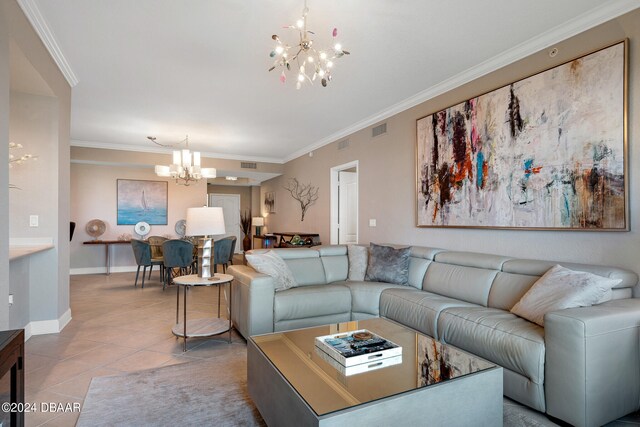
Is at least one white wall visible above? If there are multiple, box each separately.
[70,163,207,273]
[262,10,640,278]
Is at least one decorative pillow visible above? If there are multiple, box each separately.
[365,243,411,285]
[245,251,297,292]
[347,245,368,281]
[510,264,621,326]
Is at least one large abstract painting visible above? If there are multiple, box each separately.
[416,41,626,230]
[117,179,168,225]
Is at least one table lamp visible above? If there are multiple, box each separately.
[186,207,225,280]
[252,217,264,236]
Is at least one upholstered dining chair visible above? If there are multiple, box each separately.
[228,236,237,266]
[130,239,163,288]
[213,237,234,274]
[147,235,167,280]
[162,239,194,290]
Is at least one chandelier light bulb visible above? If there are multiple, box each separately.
[268,2,349,89]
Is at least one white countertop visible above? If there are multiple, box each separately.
[9,239,55,261]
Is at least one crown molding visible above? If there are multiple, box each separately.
[282,0,640,163]
[17,0,79,87]
[71,139,285,164]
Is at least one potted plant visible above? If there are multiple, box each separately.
[240,210,252,252]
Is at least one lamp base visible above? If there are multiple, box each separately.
[197,237,214,279]
[255,226,262,236]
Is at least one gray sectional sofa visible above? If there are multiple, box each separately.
[228,245,640,427]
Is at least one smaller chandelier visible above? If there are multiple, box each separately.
[8,142,37,168]
[152,136,216,186]
[269,0,349,89]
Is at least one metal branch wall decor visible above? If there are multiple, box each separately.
[416,41,627,230]
[284,178,319,221]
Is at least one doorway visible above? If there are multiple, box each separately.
[330,161,359,245]
[208,193,242,253]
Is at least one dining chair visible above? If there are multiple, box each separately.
[212,237,233,316]
[213,237,234,274]
[162,239,194,290]
[228,236,237,266]
[130,239,163,288]
[147,235,168,280]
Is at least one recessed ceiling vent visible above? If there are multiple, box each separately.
[372,123,387,137]
[241,162,257,169]
[338,139,350,150]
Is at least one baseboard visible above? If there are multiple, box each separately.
[70,265,138,275]
[25,308,73,341]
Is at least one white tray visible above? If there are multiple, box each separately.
[315,347,402,376]
[314,329,402,367]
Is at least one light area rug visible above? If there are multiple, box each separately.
[77,354,265,427]
[78,348,559,427]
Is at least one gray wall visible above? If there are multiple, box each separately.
[262,10,640,277]
[0,5,10,330]
[1,0,71,329]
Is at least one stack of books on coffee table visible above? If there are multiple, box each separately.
[314,329,402,376]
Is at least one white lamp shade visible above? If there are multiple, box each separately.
[186,207,226,236]
[252,217,265,226]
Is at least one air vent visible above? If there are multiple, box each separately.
[338,139,350,150]
[241,162,257,169]
[372,123,387,137]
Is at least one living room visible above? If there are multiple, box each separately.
[2,0,640,426]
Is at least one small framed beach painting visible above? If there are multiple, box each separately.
[117,179,168,225]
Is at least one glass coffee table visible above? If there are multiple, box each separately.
[248,317,502,426]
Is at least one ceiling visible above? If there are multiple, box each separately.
[26,0,639,163]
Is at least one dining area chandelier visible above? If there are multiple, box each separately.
[268,0,349,89]
[151,135,216,186]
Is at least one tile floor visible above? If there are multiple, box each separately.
[25,269,243,426]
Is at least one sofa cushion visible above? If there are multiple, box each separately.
[347,245,368,281]
[438,306,545,386]
[380,289,478,339]
[274,284,351,322]
[341,281,407,317]
[422,262,498,306]
[511,265,622,326]
[257,248,328,286]
[245,251,297,292]
[365,243,411,285]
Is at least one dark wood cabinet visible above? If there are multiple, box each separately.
[0,329,24,426]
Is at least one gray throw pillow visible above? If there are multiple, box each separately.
[347,245,368,281]
[365,243,411,285]
[245,251,297,292]
[511,264,621,326]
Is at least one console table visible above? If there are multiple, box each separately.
[83,240,131,275]
[252,235,277,250]
[0,329,24,427]
[272,232,321,248]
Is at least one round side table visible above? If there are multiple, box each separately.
[172,273,234,352]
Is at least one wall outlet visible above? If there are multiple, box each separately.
[29,215,39,227]
[8,294,13,305]
[369,219,377,227]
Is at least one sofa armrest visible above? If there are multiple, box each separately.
[229,265,276,339]
[544,298,640,427]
